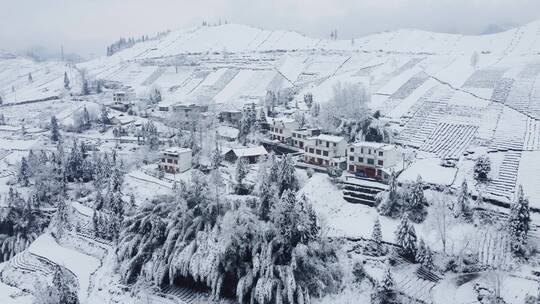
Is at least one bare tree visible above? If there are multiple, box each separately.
[425,192,453,254]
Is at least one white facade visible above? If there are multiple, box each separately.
[269,118,299,143]
[303,134,347,167]
[291,128,320,149]
[158,147,192,173]
[347,142,400,181]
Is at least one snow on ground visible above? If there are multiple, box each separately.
[27,233,100,303]
[0,263,32,304]
[301,173,399,241]
[398,157,457,186]
[517,151,540,208]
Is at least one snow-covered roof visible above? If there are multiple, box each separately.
[229,146,268,157]
[351,141,395,150]
[317,134,345,143]
[217,125,239,139]
[163,147,192,155]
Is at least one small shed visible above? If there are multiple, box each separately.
[224,146,268,164]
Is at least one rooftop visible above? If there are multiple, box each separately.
[317,134,345,143]
[229,146,268,157]
[163,147,192,155]
[350,141,396,150]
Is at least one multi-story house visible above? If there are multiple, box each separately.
[171,104,209,129]
[291,128,321,149]
[158,147,192,173]
[304,134,347,168]
[347,142,400,182]
[268,118,299,143]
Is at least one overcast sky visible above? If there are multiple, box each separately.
[2,0,540,58]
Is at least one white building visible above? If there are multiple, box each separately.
[347,142,400,182]
[268,118,299,143]
[303,134,347,168]
[158,147,192,173]
[291,128,321,150]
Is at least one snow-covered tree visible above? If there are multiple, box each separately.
[304,92,313,108]
[100,105,110,125]
[318,82,370,132]
[148,86,162,104]
[371,217,385,256]
[50,115,60,142]
[474,155,491,181]
[454,180,472,220]
[52,265,78,304]
[372,266,398,304]
[406,176,429,223]
[378,171,402,218]
[395,213,417,261]
[508,186,530,257]
[279,154,299,195]
[18,157,30,186]
[234,157,248,193]
[63,72,70,89]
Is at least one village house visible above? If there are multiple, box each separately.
[113,91,128,103]
[224,146,268,164]
[291,128,321,149]
[219,109,242,127]
[171,104,209,129]
[268,117,299,143]
[347,142,400,182]
[303,134,347,168]
[158,147,192,173]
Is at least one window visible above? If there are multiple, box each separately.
[350,147,354,152]
[368,149,371,154]
[349,165,355,171]
[326,142,329,148]
[378,160,384,166]
[174,160,178,164]
[167,159,172,163]
[316,149,321,155]
[309,148,314,153]
[324,160,329,165]
[323,151,329,156]
[349,156,354,161]
[161,158,166,162]
[358,157,364,163]
[367,158,374,165]
[361,148,364,154]
[279,129,283,134]
[333,143,336,147]
[379,151,383,157]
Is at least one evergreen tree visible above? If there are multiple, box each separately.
[63,72,70,89]
[422,245,435,270]
[234,157,248,192]
[371,217,384,256]
[55,199,69,239]
[508,186,530,257]
[454,180,472,220]
[372,267,398,304]
[407,175,429,223]
[100,105,110,126]
[210,136,222,170]
[416,239,426,264]
[395,213,417,261]
[378,170,402,218]
[81,79,89,95]
[50,115,60,142]
[52,265,78,304]
[18,157,30,186]
[279,154,299,195]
